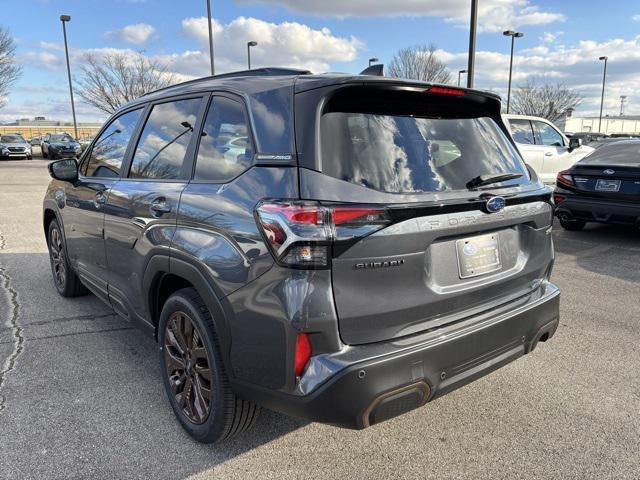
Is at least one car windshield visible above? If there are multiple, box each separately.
[50,134,74,143]
[1,135,26,143]
[321,113,527,193]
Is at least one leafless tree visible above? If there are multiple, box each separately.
[76,51,176,115]
[387,44,452,84]
[0,27,22,108]
[510,80,583,123]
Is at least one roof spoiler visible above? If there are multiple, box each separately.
[359,64,384,76]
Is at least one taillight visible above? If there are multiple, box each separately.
[556,170,574,187]
[256,201,391,269]
[553,194,566,204]
[294,333,312,377]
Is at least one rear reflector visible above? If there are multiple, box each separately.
[294,333,312,377]
[553,194,566,204]
[427,86,465,96]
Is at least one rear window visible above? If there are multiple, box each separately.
[320,96,527,193]
[582,142,640,165]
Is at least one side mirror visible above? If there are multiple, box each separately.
[568,137,582,152]
[48,158,78,183]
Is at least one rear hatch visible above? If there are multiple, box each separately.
[567,141,640,202]
[294,81,554,345]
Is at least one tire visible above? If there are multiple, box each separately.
[559,218,586,231]
[158,288,259,443]
[47,219,88,297]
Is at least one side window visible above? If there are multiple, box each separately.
[509,119,535,145]
[84,108,143,178]
[129,98,202,180]
[194,96,254,182]
[533,120,565,147]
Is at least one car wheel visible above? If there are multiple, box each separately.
[47,219,88,297]
[158,288,260,443]
[559,218,586,231]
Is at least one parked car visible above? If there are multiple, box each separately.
[43,68,560,443]
[41,133,81,159]
[0,133,32,160]
[554,139,640,230]
[29,136,42,146]
[503,114,594,184]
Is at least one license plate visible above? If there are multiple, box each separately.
[595,179,621,192]
[456,233,502,279]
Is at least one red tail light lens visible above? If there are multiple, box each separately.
[553,194,566,204]
[427,86,465,96]
[294,333,312,377]
[256,201,391,269]
[556,170,574,187]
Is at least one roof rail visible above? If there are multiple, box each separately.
[141,67,312,98]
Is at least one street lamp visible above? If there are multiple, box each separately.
[598,56,608,133]
[247,41,257,69]
[457,69,467,87]
[503,30,524,113]
[368,57,379,67]
[206,0,215,75]
[60,15,78,140]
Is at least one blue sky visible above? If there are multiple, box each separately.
[4,0,640,123]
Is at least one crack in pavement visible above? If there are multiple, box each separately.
[0,325,134,345]
[0,312,117,334]
[0,265,23,413]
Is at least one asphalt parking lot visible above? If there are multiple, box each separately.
[1,158,639,480]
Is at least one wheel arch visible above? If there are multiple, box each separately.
[144,255,234,373]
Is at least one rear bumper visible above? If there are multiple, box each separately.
[555,196,640,226]
[232,282,560,429]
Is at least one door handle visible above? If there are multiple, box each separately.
[93,191,107,209]
[150,198,172,216]
[544,152,553,156]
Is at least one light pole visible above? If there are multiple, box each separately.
[457,69,467,86]
[467,0,478,88]
[598,56,608,133]
[503,30,524,113]
[247,41,257,69]
[206,0,215,75]
[60,15,78,140]
[368,57,379,67]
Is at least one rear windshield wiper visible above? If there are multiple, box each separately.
[466,173,523,190]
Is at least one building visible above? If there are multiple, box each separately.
[563,115,640,135]
[0,117,104,139]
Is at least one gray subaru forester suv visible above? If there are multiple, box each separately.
[43,68,560,443]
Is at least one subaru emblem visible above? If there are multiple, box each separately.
[603,169,615,175]
[485,196,506,213]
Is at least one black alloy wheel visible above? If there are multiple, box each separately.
[47,219,88,297]
[164,311,214,425]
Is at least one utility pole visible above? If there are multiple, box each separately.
[598,56,608,133]
[467,0,478,88]
[206,0,215,75]
[503,30,524,113]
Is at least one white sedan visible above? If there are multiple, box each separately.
[503,114,594,184]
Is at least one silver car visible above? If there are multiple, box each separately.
[0,134,32,160]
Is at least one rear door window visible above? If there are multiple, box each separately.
[194,96,254,182]
[129,97,202,180]
[509,119,535,145]
[84,108,142,178]
[321,112,527,194]
[532,120,565,147]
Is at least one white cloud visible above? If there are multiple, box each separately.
[180,16,362,74]
[106,23,156,45]
[438,35,640,116]
[239,0,565,32]
[632,14,640,21]
[21,51,61,71]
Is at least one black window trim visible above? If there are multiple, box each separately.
[78,104,147,179]
[118,93,208,183]
[188,91,258,185]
